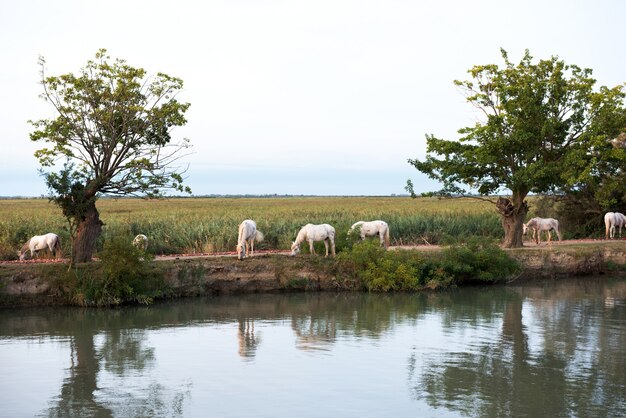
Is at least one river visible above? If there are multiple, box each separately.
[1,277,625,417]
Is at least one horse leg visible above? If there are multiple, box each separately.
[323,239,329,257]
[331,238,336,257]
[309,240,316,255]
[547,230,552,247]
[249,238,254,256]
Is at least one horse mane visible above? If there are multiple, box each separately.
[237,222,246,245]
[295,226,309,244]
[350,221,365,230]
[19,239,30,254]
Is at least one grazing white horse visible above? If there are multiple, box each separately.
[348,220,390,249]
[291,223,336,257]
[237,219,264,260]
[523,217,562,245]
[132,234,148,251]
[18,233,62,260]
[604,212,626,239]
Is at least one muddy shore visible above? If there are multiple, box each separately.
[1,240,625,308]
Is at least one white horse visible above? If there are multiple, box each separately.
[18,233,62,260]
[348,220,390,249]
[523,217,562,245]
[291,223,336,257]
[132,234,148,251]
[604,212,626,239]
[237,219,264,260]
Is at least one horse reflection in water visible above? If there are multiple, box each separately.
[291,315,337,351]
[237,319,261,359]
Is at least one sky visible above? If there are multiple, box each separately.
[1,0,625,197]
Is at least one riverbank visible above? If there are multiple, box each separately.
[1,241,625,308]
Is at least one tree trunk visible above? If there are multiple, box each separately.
[497,193,528,248]
[72,200,103,263]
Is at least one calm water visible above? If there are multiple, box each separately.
[1,278,625,418]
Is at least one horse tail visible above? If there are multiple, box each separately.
[255,230,264,242]
[384,225,390,248]
[54,236,62,258]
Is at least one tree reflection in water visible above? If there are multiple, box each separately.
[410,280,626,417]
[41,309,191,418]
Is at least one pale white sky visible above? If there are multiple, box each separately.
[1,0,624,196]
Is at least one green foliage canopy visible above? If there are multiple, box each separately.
[30,49,192,201]
[408,49,625,200]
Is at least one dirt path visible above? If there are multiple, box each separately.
[2,238,623,265]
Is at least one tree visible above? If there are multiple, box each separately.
[553,130,626,237]
[407,49,625,247]
[30,49,191,262]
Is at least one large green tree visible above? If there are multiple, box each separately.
[30,49,191,262]
[408,49,625,247]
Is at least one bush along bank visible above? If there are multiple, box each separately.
[0,237,171,308]
[1,238,524,307]
[335,238,521,292]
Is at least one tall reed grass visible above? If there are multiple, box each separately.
[0,197,502,259]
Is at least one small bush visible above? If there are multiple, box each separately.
[338,240,436,291]
[439,237,521,283]
[0,243,18,261]
[71,236,165,306]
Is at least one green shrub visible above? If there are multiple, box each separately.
[337,238,520,291]
[71,236,165,306]
[338,240,436,291]
[439,237,521,283]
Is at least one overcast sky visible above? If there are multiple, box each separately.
[1,0,625,196]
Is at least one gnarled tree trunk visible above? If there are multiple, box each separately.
[497,193,528,248]
[72,200,103,263]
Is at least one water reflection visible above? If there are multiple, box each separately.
[411,279,626,417]
[0,278,624,417]
[237,319,259,359]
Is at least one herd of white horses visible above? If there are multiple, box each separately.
[239,219,390,260]
[15,212,626,261]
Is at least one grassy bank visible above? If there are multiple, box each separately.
[0,196,502,259]
[1,238,521,307]
[2,239,626,308]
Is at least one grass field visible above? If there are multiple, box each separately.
[0,196,503,258]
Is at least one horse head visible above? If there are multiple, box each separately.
[522,223,528,235]
[237,244,245,260]
[290,241,300,256]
